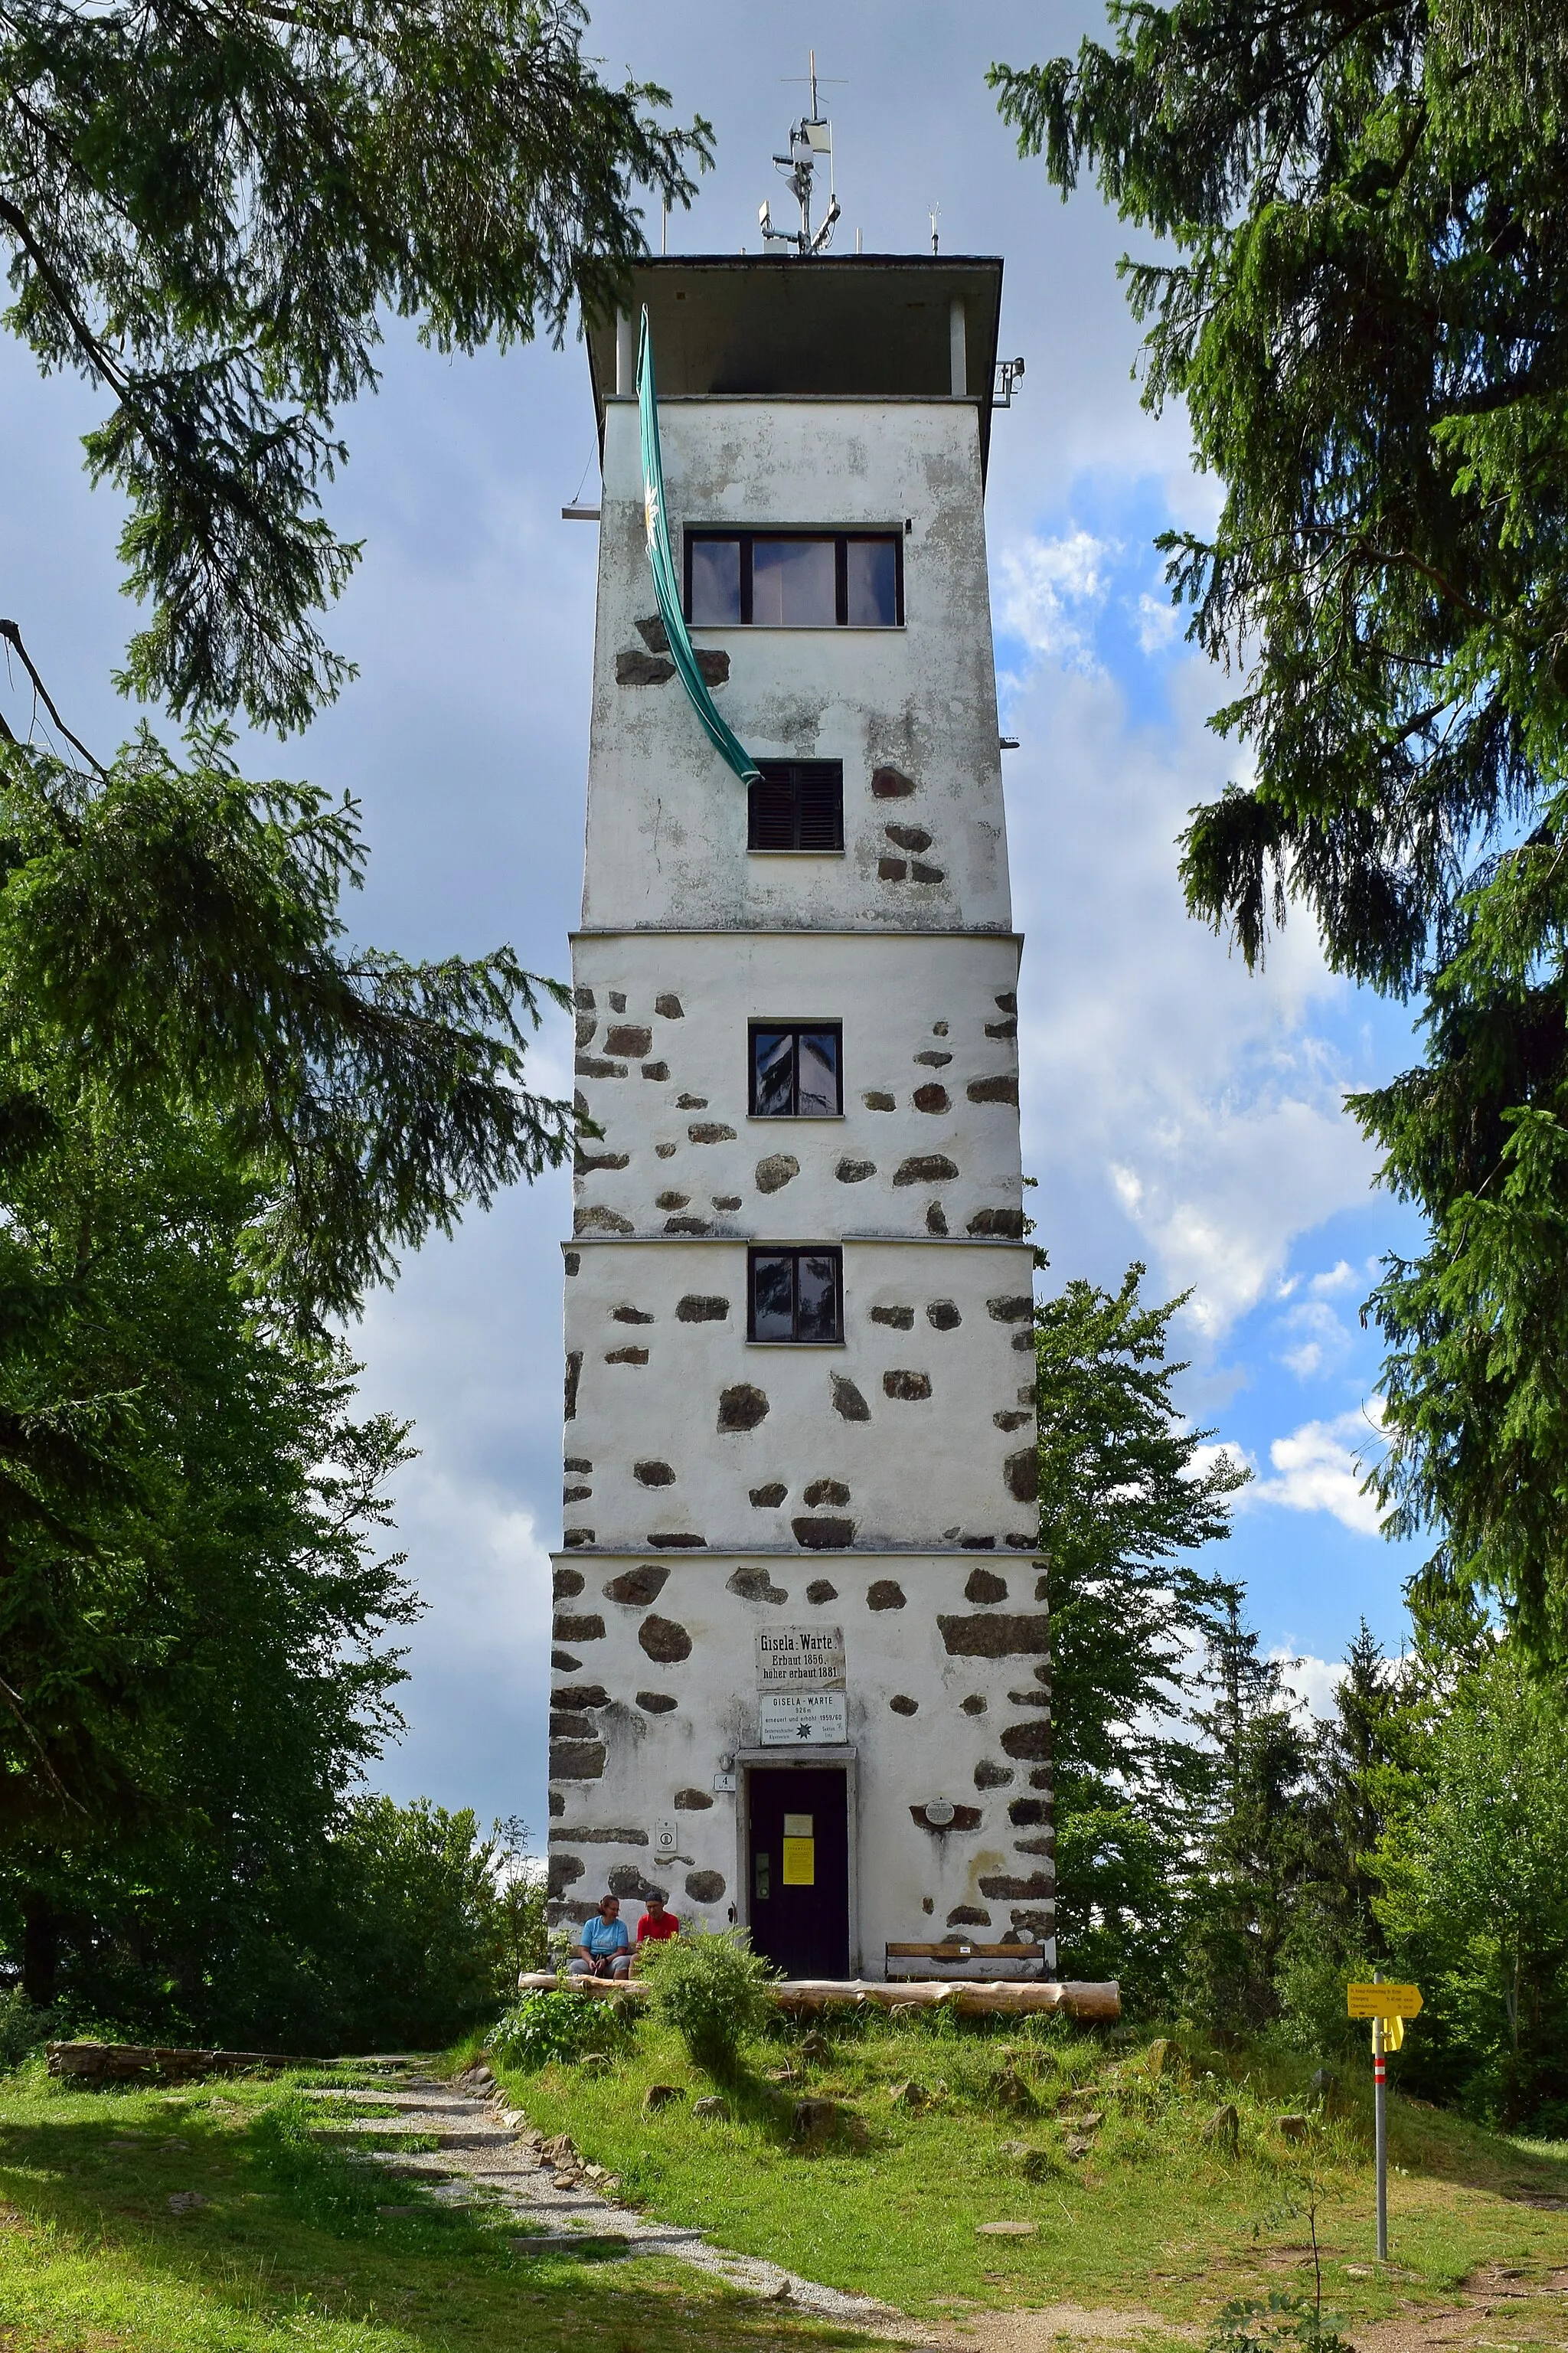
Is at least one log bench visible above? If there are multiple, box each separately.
[886,1940,1045,1982]
[514,1971,1119,2020]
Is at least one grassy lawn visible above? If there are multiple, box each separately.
[488,2011,1568,2331]
[0,2061,880,2353]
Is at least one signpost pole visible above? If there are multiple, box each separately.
[1374,1976,1388,2262]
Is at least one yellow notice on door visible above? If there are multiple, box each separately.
[782,1838,815,1885]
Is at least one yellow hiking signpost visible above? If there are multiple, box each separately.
[1349,1979,1421,2262]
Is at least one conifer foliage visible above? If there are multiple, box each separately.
[993,3,1568,1664]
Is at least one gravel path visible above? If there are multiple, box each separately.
[303,2064,930,2337]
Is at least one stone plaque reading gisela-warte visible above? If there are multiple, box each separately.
[755,1625,845,1691]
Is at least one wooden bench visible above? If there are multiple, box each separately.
[886,1940,1046,1982]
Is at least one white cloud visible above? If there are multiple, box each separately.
[1276,1297,1353,1380]
[1309,1260,1358,1296]
[1271,1649,1346,1721]
[997,529,1117,674]
[1133,590,1182,655]
[1250,1405,1387,1536]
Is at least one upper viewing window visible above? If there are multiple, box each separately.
[749,1247,844,1344]
[750,1023,842,1119]
[749,760,843,854]
[687,531,903,629]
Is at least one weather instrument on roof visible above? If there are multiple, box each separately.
[760,49,841,257]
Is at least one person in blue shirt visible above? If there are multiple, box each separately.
[570,1894,632,1979]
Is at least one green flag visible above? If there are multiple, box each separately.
[637,309,760,786]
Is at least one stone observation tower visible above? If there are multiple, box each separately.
[547,178,1053,1978]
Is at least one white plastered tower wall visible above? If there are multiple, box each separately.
[548,257,1055,1976]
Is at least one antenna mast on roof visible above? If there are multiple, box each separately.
[759,49,842,257]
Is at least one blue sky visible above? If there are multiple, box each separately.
[0,2,1432,1834]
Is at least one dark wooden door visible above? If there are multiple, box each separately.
[746,1766,850,1979]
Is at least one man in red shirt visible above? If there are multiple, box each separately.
[634,1891,679,1964]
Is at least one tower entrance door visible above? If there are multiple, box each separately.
[746,1766,850,1979]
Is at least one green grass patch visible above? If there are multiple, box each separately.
[0,2060,880,2351]
[488,2013,1568,2324]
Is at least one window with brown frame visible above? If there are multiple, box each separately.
[686,531,903,628]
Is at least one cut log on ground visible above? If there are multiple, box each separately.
[514,1974,1120,2021]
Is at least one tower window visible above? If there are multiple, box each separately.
[749,760,843,852]
[749,1247,844,1344]
[750,1024,842,1118]
[687,531,903,628]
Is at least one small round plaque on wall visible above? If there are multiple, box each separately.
[924,1797,956,1828]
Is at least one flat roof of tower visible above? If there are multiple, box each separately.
[586,254,1006,478]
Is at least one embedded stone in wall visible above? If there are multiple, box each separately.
[676,1295,730,1322]
[564,1252,580,1276]
[648,1532,707,1549]
[939,1613,1049,1657]
[1029,1766,1051,1789]
[878,855,908,881]
[978,1872,1054,1900]
[755,1153,799,1193]
[552,1650,580,1672]
[686,1870,727,1904]
[718,1384,769,1431]
[994,1409,1031,1432]
[554,1613,606,1645]
[883,1370,933,1400]
[1008,1799,1048,1826]
[867,1580,906,1610]
[564,1351,583,1420]
[886,824,933,852]
[655,1191,690,1211]
[548,1825,648,1845]
[550,1709,595,1740]
[965,1567,1009,1605]
[988,1296,1033,1323]
[948,1904,991,1926]
[967,1208,1025,1238]
[612,1306,655,1324]
[926,1203,949,1235]
[674,1788,714,1810]
[548,1854,585,1897]
[913,1084,950,1113]
[606,1345,649,1365]
[576,1056,629,1079]
[962,1537,996,1551]
[1035,1576,1050,1601]
[677,1092,707,1109]
[603,1565,669,1607]
[986,1017,1018,1040]
[803,1478,850,1507]
[563,1528,594,1547]
[914,1049,952,1067]
[805,1580,839,1608]
[576,1207,634,1235]
[889,1694,918,1715]
[642,1061,670,1080]
[871,1304,913,1329]
[1014,1835,1055,1856]
[655,994,684,1019]
[688,1122,737,1143]
[995,992,1018,1015]
[605,1025,652,1057]
[933,1021,949,1036]
[616,648,676,685]
[926,1300,961,1330]
[871,764,916,798]
[553,1567,586,1600]
[830,1374,871,1422]
[727,1564,788,1603]
[712,1195,741,1211]
[863,1090,895,1111]
[549,1790,564,1815]
[608,1864,670,1903]
[894,1155,958,1185]
[792,1516,855,1550]
[974,1760,1014,1788]
[911,861,945,884]
[666,1216,714,1235]
[575,987,596,1010]
[550,1740,607,1778]
[576,1150,629,1174]
[1006,1534,1036,1549]
[961,1694,987,1715]
[564,1456,592,1475]
[635,1461,676,1485]
[636,1691,678,1714]
[1000,1721,1053,1761]
[968,1074,1020,1106]
[1012,1332,1035,1351]
[1004,1449,1039,1504]
[750,1482,787,1507]
[639,1615,693,1662]
[836,1159,875,1181]
[552,1685,610,1710]
[910,1802,982,1832]
[1008,1688,1051,1709]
